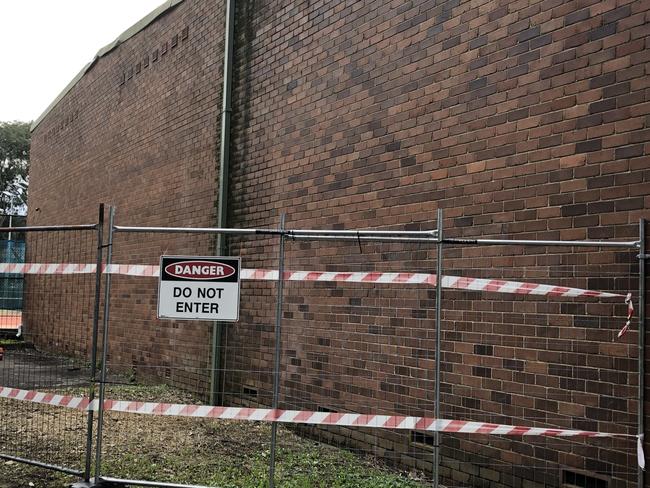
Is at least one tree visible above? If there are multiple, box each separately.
[0,121,30,215]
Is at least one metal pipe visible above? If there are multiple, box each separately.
[211,0,236,406]
[113,225,280,235]
[433,208,443,488]
[84,203,104,480]
[112,226,438,239]
[444,237,639,249]
[99,476,212,488]
[217,0,235,234]
[638,218,646,488]
[94,206,115,479]
[0,224,97,233]
[0,453,83,476]
[269,213,286,488]
[209,321,223,405]
[289,235,438,243]
[111,227,637,248]
[288,229,437,238]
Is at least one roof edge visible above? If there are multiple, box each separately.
[31,0,186,132]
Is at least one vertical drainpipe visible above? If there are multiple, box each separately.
[210,0,236,405]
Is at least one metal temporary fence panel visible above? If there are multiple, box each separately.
[94,226,280,487]
[0,224,100,481]
[92,218,448,487]
[277,228,642,488]
[433,238,639,488]
[278,237,440,484]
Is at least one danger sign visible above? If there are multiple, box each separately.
[157,256,240,321]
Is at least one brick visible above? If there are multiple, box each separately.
[472,366,492,378]
[602,82,630,98]
[575,139,602,153]
[469,77,487,90]
[503,359,525,371]
[589,72,616,88]
[589,22,618,41]
[530,34,551,49]
[491,391,511,404]
[615,144,644,158]
[585,407,613,422]
[442,35,461,49]
[488,5,508,22]
[575,114,602,129]
[603,5,631,23]
[561,204,587,216]
[617,91,645,108]
[630,129,650,144]
[469,35,487,50]
[614,197,644,210]
[599,395,627,411]
[507,108,529,121]
[462,396,481,409]
[518,26,540,43]
[588,99,616,114]
[564,9,590,25]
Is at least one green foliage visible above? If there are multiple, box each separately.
[0,121,31,214]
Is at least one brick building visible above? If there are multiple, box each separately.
[27,0,650,486]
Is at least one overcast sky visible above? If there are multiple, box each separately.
[0,0,165,123]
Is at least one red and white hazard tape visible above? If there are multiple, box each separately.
[0,263,96,275]
[0,263,625,300]
[618,293,635,338]
[0,263,633,337]
[238,269,624,300]
[0,387,92,410]
[0,385,643,468]
[0,385,617,435]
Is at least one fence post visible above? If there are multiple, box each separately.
[94,206,115,481]
[433,208,443,488]
[83,204,104,481]
[269,213,286,488]
[639,218,646,488]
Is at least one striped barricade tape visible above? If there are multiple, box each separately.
[0,263,632,336]
[0,263,96,274]
[0,262,625,299]
[618,293,635,339]
[0,385,643,468]
[237,269,624,299]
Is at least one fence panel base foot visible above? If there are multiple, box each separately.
[71,480,127,488]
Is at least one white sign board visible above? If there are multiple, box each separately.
[158,256,240,321]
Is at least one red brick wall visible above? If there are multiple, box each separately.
[28,0,226,393]
[28,0,650,486]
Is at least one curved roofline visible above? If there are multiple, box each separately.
[31,0,186,132]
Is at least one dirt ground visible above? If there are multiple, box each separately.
[0,347,89,390]
[0,349,429,488]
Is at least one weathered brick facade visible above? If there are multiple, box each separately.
[28,0,650,486]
